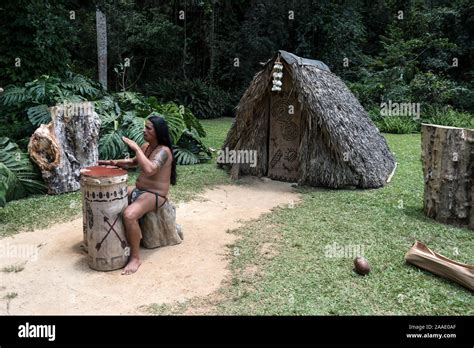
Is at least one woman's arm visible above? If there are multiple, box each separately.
[121,137,169,176]
[98,157,138,168]
[135,147,169,176]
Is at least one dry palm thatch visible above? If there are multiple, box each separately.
[221,50,396,188]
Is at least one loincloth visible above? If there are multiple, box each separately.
[130,187,168,211]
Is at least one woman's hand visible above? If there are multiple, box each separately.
[122,136,140,152]
[98,159,118,166]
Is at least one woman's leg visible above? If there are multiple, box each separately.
[121,192,156,275]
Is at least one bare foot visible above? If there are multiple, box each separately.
[121,257,141,275]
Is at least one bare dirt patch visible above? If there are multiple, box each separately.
[0,177,300,314]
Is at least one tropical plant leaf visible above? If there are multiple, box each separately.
[0,162,24,203]
[61,72,100,99]
[25,75,62,103]
[0,137,46,204]
[94,94,209,165]
[54,92,85,105]
[98,110,120,129]
[0,138,31,172]
[0,85,30,106]
[99,130,127,160]
[116,91,147,111]
[151,102,186,143]
[14,174,46,195]
[95,96,121,131]
[122,110,138,123]
[27,104,51,126]
[172,146,200,165]
[174,130,211,164]
[183,107,206,137]
[143,96,161,110]
[123,112,145,145]
[94,95,117,114]
[0,165,7,207]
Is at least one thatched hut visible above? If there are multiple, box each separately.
[220,50,396,188]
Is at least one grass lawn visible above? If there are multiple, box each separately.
[146,122,473,315]
[1,117,472,315]
[204,131,473,315]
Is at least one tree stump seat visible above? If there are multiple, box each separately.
[139,200,183,249]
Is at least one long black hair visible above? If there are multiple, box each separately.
[147,114,177,185]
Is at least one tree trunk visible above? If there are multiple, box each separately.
[182,2,187,80]
[28,102,101,194]
[208,2,216,82]
[96,7,108,90]
[421,124,474,230]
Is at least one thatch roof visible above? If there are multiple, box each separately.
[221,50,396,188]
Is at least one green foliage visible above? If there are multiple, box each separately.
[422,106,474,129]
[1,86,29,105]
[349,69,473,117]
[0,165,7,207]
[0,137,46,207]
[1,73,101,108]
[183,108,206,138]
[94,93,142,160]
[2,0,472,142]
[144,96,205,138]
[0,1,79,85]
[295,1,369,79]
[144,79,234,119]
[374,116,420,134]
[115,91,148,111]
[122,111,146,145]
[173,147,200,166]
[26,105,50,127]
[95,92,210,164]
[98,130,127,161]
[369,105,473,134]
[0,72,103,130]
[409,72,457,106]
[173,130,212,166]
[104,3,183,86]
[60,71,101,98]
[345,2,473,115]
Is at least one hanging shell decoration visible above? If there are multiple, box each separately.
[271,58,283,92]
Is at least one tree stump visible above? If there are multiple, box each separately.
[140,201,183,249]
[28,102,101,194]
[421,124,474,230]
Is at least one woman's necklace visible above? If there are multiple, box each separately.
[145,144,158,158]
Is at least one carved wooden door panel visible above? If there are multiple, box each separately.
[268,93,301,181]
